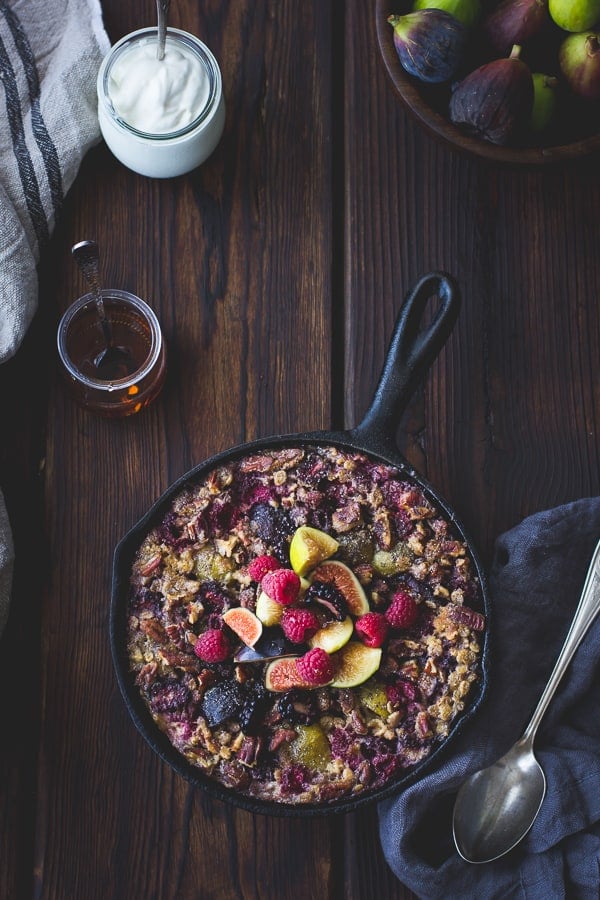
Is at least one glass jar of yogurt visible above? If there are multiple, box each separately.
[97,27,225,178]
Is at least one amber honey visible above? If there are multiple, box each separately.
[57,290,166,417]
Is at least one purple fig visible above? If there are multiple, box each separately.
[482,0,548,55]
[449,45,534,144]
[387,10,467,84]
[559,32,600,101]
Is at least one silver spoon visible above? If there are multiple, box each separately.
[453,537,600,864]
[156,0,171,61]
[71,240,137,379]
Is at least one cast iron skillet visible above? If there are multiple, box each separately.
[110,271,491,816]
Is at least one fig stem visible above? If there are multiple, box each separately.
[509,44,522,60]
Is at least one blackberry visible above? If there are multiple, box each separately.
[148,678,190,713]
[304,581,348,621]
[277,689,318,725]
[238,682,269,733]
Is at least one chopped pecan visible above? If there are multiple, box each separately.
[445,604,486,632]
[238,735,264,767]
[269,728,297,752]
[332,501,362,533]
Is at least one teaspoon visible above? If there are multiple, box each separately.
[71,240,137,379]
[156,0,171,61]
[453,537,600,864]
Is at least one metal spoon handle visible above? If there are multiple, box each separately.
[523,537,600,742]
[156,0,171,61]
[71,240,111,345]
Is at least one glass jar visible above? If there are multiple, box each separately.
[97,27,225,178]
[57,289,167,417]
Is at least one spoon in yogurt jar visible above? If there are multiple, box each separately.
[156,0,171,60]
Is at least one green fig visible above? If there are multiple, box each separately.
[559,31,600,99]
[549,0,600,32]
[531,73,559,131]
[412,0,481,28]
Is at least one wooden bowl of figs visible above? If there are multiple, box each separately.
[375,0,600,164]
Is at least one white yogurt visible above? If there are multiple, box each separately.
[107,39,210,134]
[97,28,225,178]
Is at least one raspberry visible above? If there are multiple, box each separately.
[385,591,418,629]
[281,607,321,644]
[296,648,335,685]
[261,568,301,606]
[354,612,389,648]
[247,554,281,582]
[193,628,231,663]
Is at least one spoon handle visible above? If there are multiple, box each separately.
[523,537,600,742]
[156,0,171,61]
[71,240,111,346]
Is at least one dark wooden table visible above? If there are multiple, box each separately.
[1,1,599,897]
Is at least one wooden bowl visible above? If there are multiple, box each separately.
[375,0,600,165]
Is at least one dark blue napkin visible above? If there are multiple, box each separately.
[378,497,600,899]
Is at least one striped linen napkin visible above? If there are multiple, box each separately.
[0,0,110,638]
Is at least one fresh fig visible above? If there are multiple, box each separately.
[223,607,263,647]
[309,560,370,617]
[412,0,481,28]
[531,73,559,131]
[482,0,549,55]
[549,0,600,33]
[449,45,534,144]
[330,643,382,689]
[308,616,354,654]
[265,657,315,692]
[289,525,339,576]
[387,10,467,84]
[559,31,600,100]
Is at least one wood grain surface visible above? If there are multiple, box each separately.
[0,1,599,899]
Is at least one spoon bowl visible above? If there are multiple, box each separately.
[452,537,600,864]
[71,240,138,378]
[453,737,546,863]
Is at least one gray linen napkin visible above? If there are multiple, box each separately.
[379,497,600,899]
[0,0,110,638]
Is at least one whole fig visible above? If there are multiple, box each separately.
[549,0,600,33]
[387,10,467,84]
[412,0,481,28]
[483,0,549,55]
[559,31,600,99]
[449,46,534,144]
[531,73,559,131]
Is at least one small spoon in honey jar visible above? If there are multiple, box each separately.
[71,240,138,380]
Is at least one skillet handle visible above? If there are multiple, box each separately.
[351,271,460,454]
